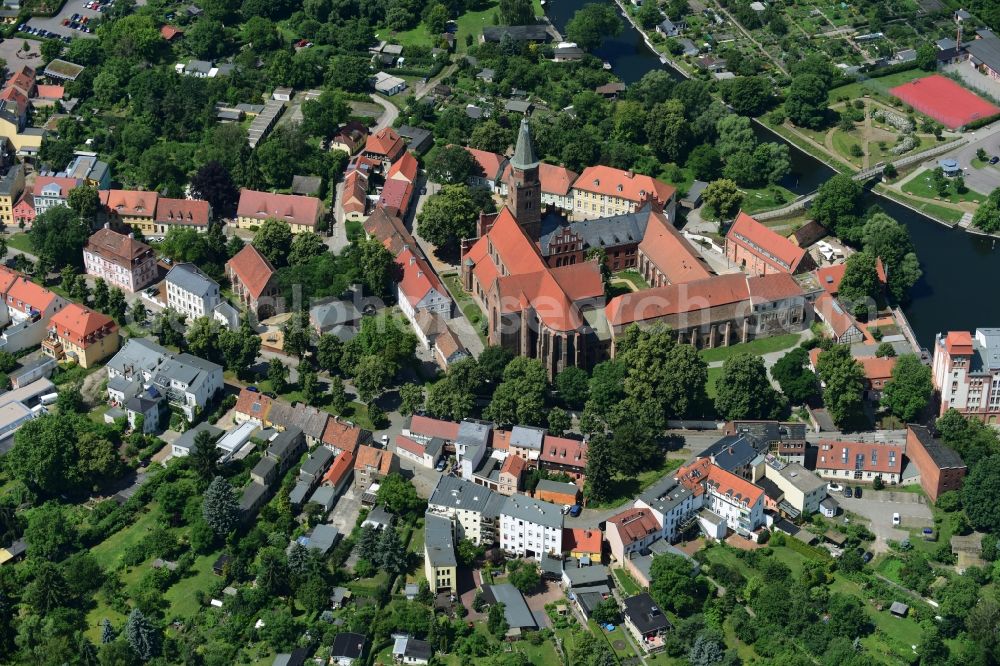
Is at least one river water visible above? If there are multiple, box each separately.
[545,0,1000,346]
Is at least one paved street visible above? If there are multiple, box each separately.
[836,489,933,553]
[369,94,399,132]
[933,116,1000,195]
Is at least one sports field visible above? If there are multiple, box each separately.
[890,74,1000,129]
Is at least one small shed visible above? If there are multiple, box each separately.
[939,159,960,177]
[681,180,708,208]
[794,530,819,546]
[890,601,909,618]
[823,530,848,547]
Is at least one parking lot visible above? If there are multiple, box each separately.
[25,0,111,40]
[835,488,934,553]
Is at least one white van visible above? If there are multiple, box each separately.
[39,392,58,406]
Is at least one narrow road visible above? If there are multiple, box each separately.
[710,0,788,75]
[369,94,399,132]
[413,63,457,101]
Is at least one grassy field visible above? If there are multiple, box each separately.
[902,169,986,203]
[828,69,930,104]
[163,552,220,618]
[706,366,723,400]
[587,456,684,509]
[877,187,965,224]
[441,273,488,345]
[4,232,32,254]
[613,567,643,596]
[377,0,543,52]
[831,128,865,168]
[614,270,650,291]
[89,505,162,569]
[741,184,800,214]
[699,332,801,364]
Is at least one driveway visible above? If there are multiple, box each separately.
[369,94,399,132]
[836,489,933,553]
[327,484,363,537]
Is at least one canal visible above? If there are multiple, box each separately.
[545,0,1000,346]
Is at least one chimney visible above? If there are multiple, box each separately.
[103,222,110,229]
[626,170,634,178]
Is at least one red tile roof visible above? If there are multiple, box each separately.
[0,267,19,296]
[500,453,526,478]
[322,450,354,488]
[100,190,158,218]
[322,418,365,454]
[814,292,860,339]
[435,325,465,361]
[49,304,117,346]
[34,176,79,199]
[155,198,211,227]
[226,244,276,299]
[364,127,405,161]
[540,435,587,469]
[6,66,35,97]
[0,86,29,117]
[386,151,418,183]
[538,163,577,197]
[395,434,426,457]
[705,464,763,507]
[944,331,974,356]
[638,211,712,284]
[363,207,414,257]
[237,189,322,228]
[160,25,183,40]
[562,527,602,554]
[235,387,273,421]
[815,258,887,296]
[354,444,395,475]
[727,211,807,273]
[6,278,58,315]
[746,272,804,304]
[407,415,460,441]
[573,166,676,207]
[34,84,64,100]
[397,247,446,308]
[86,228,153,264]
[858,356,897,382]
[605,273,750,328]
[816,439,903,475]
[377,178,414,217]
[465,208,603,332]
[342,169,368,214]
[607,507,661,547]
[466,147,506,181]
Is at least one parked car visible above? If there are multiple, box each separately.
[892,512,901,526]
[826,483,843,493]
[862,551,873,563]
[844,487,853,498]
[854,486,862,498]
[991,156,999,165]
[245,385,259,393]
[569,504,582,517]
[435,460,446,472]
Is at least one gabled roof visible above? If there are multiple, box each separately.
[322,450,355,487]
[858,356,897,382]
[538,163,577,197]
[166,262,218,298]
[86,227,153,264]
[397,247,447,308]
[573,166,676,207]
[386,151,418,182]
[363,207,414,257]
[814,292,861,338]
[726,211,807,273]
[704,465,764,507]
[160,25,183,40]
[540,435,587,469]
[466,147,507,181]
[499,453,526,478]
[235,387,273,421]
[354,444,395,475]
[407,414,460,441]
[606,272,750,327]
[364,127,405,159]
[377,178,414,216]
[236,189,322,228]
[6,277,58,314]
[816,439,903,474]
[321,418,365,453]
[34,175,80,198]
[562,527,602,554]
[49,303,116,345]
[100,189,158,218]
[746,272,804,304]
[226,244,276,299]
[638,210,713,284]
[155,197,211,227]
[815,259,886,295]
[607,507,661,546]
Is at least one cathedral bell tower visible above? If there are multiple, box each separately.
[506,117,542,240]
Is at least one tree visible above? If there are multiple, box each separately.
[301,90,348,139]
[24,502,77,561]
[861,212,922,301]
[555,366,589,409]
[354,354,395,402]
[484,357,548,426]
[124,608,160,661]
[67,185,101,223]
[816,346,867,429]
[130,299,147,325]
[107,288,127,324]
[916,43,937,71]
[703,179,743,220]
[686,144,722,181]
[714,353,784,420]
[218,318,262,377]
[881,354,932,422]
[636,0,662,29]
[771,347,820,404]
[785,73,829,129]
[328,375,349,414]
[488,602,509,636]
[720,76,773,116]
[152,308,187,348]
[399,384,424,416]
[837,251,881,318]
[469,120,511,154]
[645,99,690,162]
[416,185,480,252]
[688,632,725,666]
[267,357,289,394]
[507,560,540,593]
[377,474,424,516]
[566,3,623,50]
[377,525,407,575]
[56,383,86,414]
[191,161,239,217]
[427,145,477,185]
[498,0,533,25]
[252,218,294,267]
[811,175,862,238]
[423,2,449,35]
[202,476,239,536]
[317,334,343,375]
[300,366,320,406]
[28,206,91,269]
[585,433,616,503]
[649,553,708,617]
[256,547,289,597]
[547,407,572,436]
[100,618,116,645]
[715,114,757,160]
[356,235,397,299]
[963,454,1000,531]
[972,189,1000,234]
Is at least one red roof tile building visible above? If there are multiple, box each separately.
[226,244,279,320]
[12,191,34,228]
[160,25,183,40]
[815,259,887,296]
[931,329,1000,421]
[43,303,120,368]
[404,414,461,442]
[341,168,369,221]
[816,439,904,483]
[363,127,406,169]
[99,190,158,234]
[606,507,662,562]
[235,189,324,234]
[84,227,158,293]
[725,211,812,276]
[353,444,399,489]
[571,165,677,220]
[539,435,587,480]
[155,197,211,232]
[605,272,807,352]
[562,527,602,559]
[33,175,80,215]
[498,454,526,495]
[377,178,414,219]
[321,418,369,456]
[321,450,355,495]
[386,151,418,183]
[813,292,865,344]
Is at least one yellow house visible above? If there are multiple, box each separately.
[100,189,158,235]
[235,189,324,234]
[43,303,121,368]
[0,164,25,228]
[424,513,457,593]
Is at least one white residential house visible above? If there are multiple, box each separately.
[427,475,504,546]
[499,495,563,559]
[165,263,221,320]
[396,248,451,341]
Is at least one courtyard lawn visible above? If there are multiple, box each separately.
[706,366,723,399]
[586,456,684,509]
[3,232,32,254]
[902,169,986,203]
[441,273,488,345]
[614,270,650,291]
[613,567,643,596]
[699,332,801,364]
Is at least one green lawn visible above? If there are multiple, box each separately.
[586,456,683,509]
[828,69,930,104]
[706,366,723,400]
[4,232,32,254]
[163,552,221,619]
[441,273,488,345]
[741,184,800,214]
[613,567,643,596]
[89,506,162,569]
[877,187,965,225]
[699,332,801,364]
[831,129,865,168]
[902,169,985,203]
[614,270,650,291]
[377,0,542,52]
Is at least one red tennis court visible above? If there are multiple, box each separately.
[890,75,1000,129]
